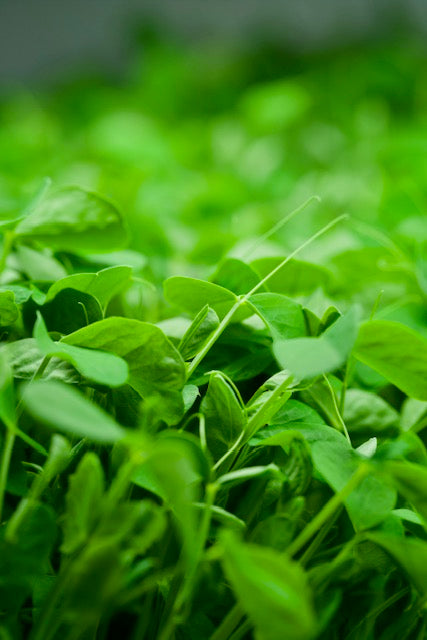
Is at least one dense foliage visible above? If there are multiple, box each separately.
[0,40,427,640]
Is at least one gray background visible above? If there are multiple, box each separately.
[0,0,426,86]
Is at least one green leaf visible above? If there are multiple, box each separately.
[354,320,427,400]
[178,304,219,360]
[182,384,199,413]
[249,292,306,340]
[63,317,185,396]
[401,398,427,433]
[330,247,408,298]
[15,245,67,281]
[367,533,427,596]
[0,284,33,304]
[61,453,105,554]
[38,288,103,334]
[40,434,73,485]
[200,371,246,460]
[211,258,262,295]
[0,351,16,429]
[164,276,249,321]
[300,376,344,432]
[45,266,132,311]
[392,508,423,526]
[59,540,124,625]
[245,370,294,440]
[274,434,313,495]
[218,348,274,383]
[0,503,57,612]
[384,461,427,529]
[62,317,186,423]
[251,501,305,551]
[132,435,203,566]
[263,398,325,427]
[14,186,127,252]
[2,338,79,383]
[251,256,332,296]
[343,389,399,439]
[220,531,316,640]
[268,417,396,529]
[274,307,360,380]
[34,313,128,388]
[192,502,246,532]
[22,380,127,443]
[0,291,19,326]
[217,464,283,489]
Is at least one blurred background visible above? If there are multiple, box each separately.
[0,0,426,295]
[1,0,427,85]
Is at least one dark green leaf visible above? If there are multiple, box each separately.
[36,288,103,334]
[0,503,56,612]
[60,540,124,624]
[268,418,396,529]
[367,533,427,596]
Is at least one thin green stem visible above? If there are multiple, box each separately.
[213,432,245,471]
[323,374,351,445]
[209,604,245,640]
[350,218,408,263]
[287,464,369,558]
[339,359,350,415]
[186,301,242,379]
[199,413,207,452]
[229,619,252,640]
[118,568,177,610]
[30,558,74,640]
[0,429,16,523]
[299,506,343,567]
[159,483,217,640]
[243,215,348,300]
[241,195,321,261]
[187,215,348,380]
[131,591,155,640]
[345,587,409,640]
